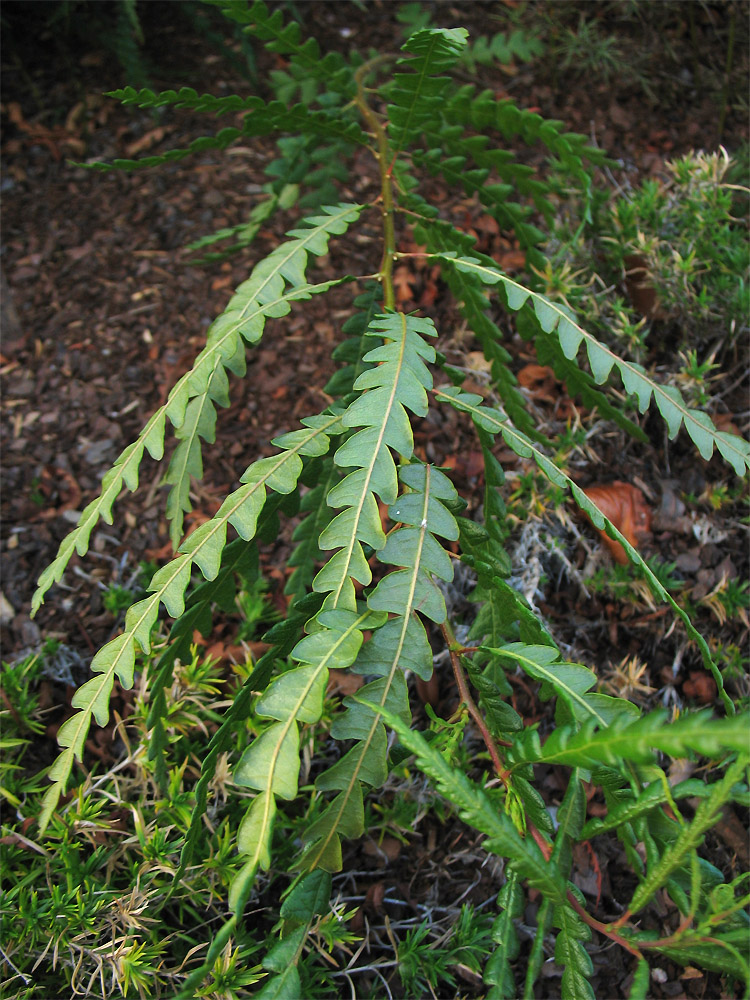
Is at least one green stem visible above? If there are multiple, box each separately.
[354,57,397,310]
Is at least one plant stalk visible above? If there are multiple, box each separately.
[441,623,512,784]
[354,57,397,310]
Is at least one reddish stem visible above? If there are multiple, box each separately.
[439,628,646,960]
[440,624,512,784]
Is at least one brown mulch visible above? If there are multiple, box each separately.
[1,3,748,998]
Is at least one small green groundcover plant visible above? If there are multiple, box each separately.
[543,144,750,364]
[13,3,750,997]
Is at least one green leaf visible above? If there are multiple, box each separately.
[430,253,750,478]
[521,710,750,770]
[256,964,301,1000]
[581,775,719,840]
[315,723,389,791]
[359,697,568,904]
[316,313,438,608]
[38,411,338,831]
[300,460,457,870]
[557,314,584,359]
[233,793,275,885]
[486,642,638,727]
[256,664,328,724]
[628,757,748,914]
[32,206,361,615]
[485,871,523,998]
[234,721,300,800]
[433,384,733,714]
[354,612,433,681]
[388,28,469,153]
[553,902,594,1000]
[280,869,332,922]
[586,337,616,382]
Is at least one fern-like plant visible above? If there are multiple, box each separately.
[32,5,749,997]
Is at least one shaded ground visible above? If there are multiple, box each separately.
[1,3,748,998]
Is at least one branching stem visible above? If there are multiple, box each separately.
[442,632,649,960]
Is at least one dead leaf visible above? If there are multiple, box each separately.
[465,351,492,373]
[712,412,741,436]
[364,881,386,913]
[680,968,704,981]
[363,836,401,862]
[581,481,652,564]
[416,673,440,708]
[327,670,364,696]
[682,670,717,705]
[419,280,438,306]
[125,126,167,157]
[476,213,499,234]
[494,247,526,271]
[623,253,660,319]
[518,363,559,404]
[713,808,750,868]
[392,265,416,303]
[0,592,15,625]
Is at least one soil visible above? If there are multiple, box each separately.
[1,3,748,999]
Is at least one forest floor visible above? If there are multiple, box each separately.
[1,3,748,998]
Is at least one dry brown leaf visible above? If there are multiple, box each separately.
[517,363,559,404]
[125,126,167,157]
[327,670,364,697]
[392,265,416,303]
[582,481,652,564]
[623,253,660,319]
[682,670,717,705]
[362,836,401,862]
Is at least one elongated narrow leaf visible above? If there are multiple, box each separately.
[164,358,227,547]
[519,709,750,773]
[485,871,523,998]
[484,642,638,727]
[32,205,360,614]
[38,413,340,833]
[299,463,458,872]
[430,253,750,476]
[628,757,748,914]
[359,698,568,904]
[231,605,383,885]
[433,384,732,714]
[413,213,538,437]
[85,97,369,173]
[581,775,725,840]
[553,902,594,1000]
[388,28,469,153]
[314,312,436,609]
[442,86,610,183]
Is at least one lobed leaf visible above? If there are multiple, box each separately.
[519,707,750,772]
[432,253,750,476]
[485,871,523,998]
[360,697,569,904]
[299,462,458,871]
[32,206,360,614]
[484,642,638,728]
[433,384,733,713]
[553,902,594,1000]
[231,604,382,886]
[443,86,608,181]
[38,414,340,833]
[314,312,436,608]
[628,757,748,914]
[387,27,469,154]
